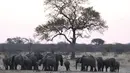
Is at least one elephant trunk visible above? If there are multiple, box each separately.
[60,56,63,66]
[76,61,78,70]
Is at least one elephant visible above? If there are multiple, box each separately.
[37,53,56,71]
[2,55,15,70]
[45,55,57,71]
[37,53,63,71]
[55,53,63,71]
[112,61,120,72]
[26,52,43,70]
[64,60,70,71]
[76,55,98,72]
[103,58,116,72]
[13,54,24,70]
[22,56,32,70]
[96,57,104,71]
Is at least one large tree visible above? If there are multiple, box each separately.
[35,0,108,58]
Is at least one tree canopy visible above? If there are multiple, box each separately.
[91,38,105,45]
[35,0,108,44]
[6,37,40,44]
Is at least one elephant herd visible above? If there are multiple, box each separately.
[2,52,120,72]
[2,52,63,71]
[76,55,120,72]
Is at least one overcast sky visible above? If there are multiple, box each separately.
[0,0,130,44]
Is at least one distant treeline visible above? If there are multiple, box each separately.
[0,44,129,53]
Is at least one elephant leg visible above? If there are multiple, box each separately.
[66,67,68,71]
[10,65,14,70]
[48,66,51,71]
[5,65,8,70]
[85,66,88,71]
[36,65,38,70]
[118,68,119,72]
[90,66,93,71]
[14,64,17,70]
[53,64,56,71]
[105,66,108,72]
[34,64,38,70]
[94,67,97,72]
[21,65,24,70]
[49,66,51,71]
[52,66,54,71]
[65,66,67,71]
[98,67,100,71]
[101,67,103,72]
[44,65,48,71]
[55,63,59,71]
[81,64,84,71]
[28,65,32,70]
[68,66,70,71]
[66,65,69,71]
[42,64,44,70]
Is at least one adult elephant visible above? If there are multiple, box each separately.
[96,57,104,72]
[37,53,63,71]
[103,58,116,72]
[37,54,46,70]
[22,56,32,70]
[55,53,63,71]
[13,54,24,70]
[2,55,15,70]
[76,55,97,72]
[26,52,43,70]
[13,53,32,70]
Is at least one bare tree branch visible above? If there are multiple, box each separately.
[50,33,72,44]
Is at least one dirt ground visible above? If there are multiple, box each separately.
[0,52,130,73]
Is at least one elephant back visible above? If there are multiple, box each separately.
[104,58,116,67]
[46,53,55,59]
[40,53,55,63]
[81,55,97,67]
[26,53,37,64]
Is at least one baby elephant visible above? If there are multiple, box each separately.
[114,61,120,72]
[64,60,70,71]
[110,61,120,72]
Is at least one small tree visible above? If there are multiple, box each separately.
[35,0,108,59]
[91,38,105,45]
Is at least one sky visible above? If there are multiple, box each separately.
[0,0,130,44]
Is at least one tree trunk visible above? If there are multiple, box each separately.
[70,29,76,59]
[29,43,32,53]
